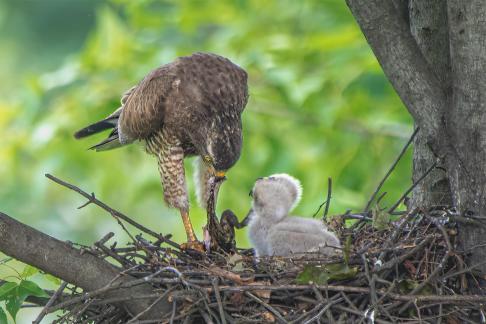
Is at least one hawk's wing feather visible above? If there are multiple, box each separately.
[118,68,174,141]
[74,86,137,151]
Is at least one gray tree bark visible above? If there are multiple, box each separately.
[409,0,453,207]
[346,0,486,273]
[0,212,171,319]
[446,0,486,271]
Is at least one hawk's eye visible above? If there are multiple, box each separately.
[203,155,213,164]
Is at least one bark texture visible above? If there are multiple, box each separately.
[345,0,446,150]
[409,0,453,207]
[347,0,486,273]
[446,0,486,269]
[0,212,171,319]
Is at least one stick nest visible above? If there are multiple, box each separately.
[46,205,486,323]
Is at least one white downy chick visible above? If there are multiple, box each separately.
[247,174,341,257]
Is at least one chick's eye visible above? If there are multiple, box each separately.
[248,190,253,197]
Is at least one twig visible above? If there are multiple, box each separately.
[212,278,227,324]
[302,297,343,324]
[323,177,332,221]
[33,281,68,324]
[388,160,437,213]
[312,177,332,219]
[397,224,453,313]
[45,173,180,249]
[169,300,177,324]
[245,292,289,323]
[364,128,418,212]
[374,235,434,272]
[127,294,167,323]
[398,251,450,314]
[48,268,167,312]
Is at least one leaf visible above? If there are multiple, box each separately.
[5,292,24,322]
[44,274,61,285]
[325,263,359,281]
[296,265,330,285]
[21,265,39,279]
[296,263,359,285]
[18,280,48,298]
[0,282,17,301]
[0,307,7,324]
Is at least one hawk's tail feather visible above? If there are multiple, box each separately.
[75,116,126,152]
[89,133,124,151]
[74,117,117,139]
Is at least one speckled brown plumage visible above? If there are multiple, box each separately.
[75,52,249,245]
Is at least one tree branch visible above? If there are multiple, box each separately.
[345,0,446,150]
[0,212,171,319]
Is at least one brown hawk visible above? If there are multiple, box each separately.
[74,52,248,250]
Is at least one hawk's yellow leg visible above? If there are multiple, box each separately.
[180,211,205,252]
[181,211,197,242]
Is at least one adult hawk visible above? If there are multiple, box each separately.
[74,52,248,250]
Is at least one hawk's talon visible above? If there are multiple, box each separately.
[180,241,205,253]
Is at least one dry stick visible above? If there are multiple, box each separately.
[216,284,486,304]
[322,177,332,221]
[365,128,419,212]
[374,235,434,272]
[396,225,453,314]
[212,278,227,324]
[398,251,450,314]
[312,177,332,219]
[333,305,394,324]
[32,281,68,324]
[388,160,437,213]
[340,292,360,312]
[95,241,131,266]
[47,267,167,312]
[0,212,171,319]
[127,294,167,324]
[303,297,343,324]
[45,173,180,249]
[169,300,177,324]
[245,292,289,324]
[371,210,416,262]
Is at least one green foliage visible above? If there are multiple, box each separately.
[0,280,47,322]
[297,263,358,285]
[0,0,412,245]
[0,1,413,321]
[0,307,7,324]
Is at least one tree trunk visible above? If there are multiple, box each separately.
[446,0,486,272]
[409,0,453,208]
[346,0,486,274]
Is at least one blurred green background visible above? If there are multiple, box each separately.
[0,0,412,322]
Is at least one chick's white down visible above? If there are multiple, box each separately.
[247,174,341,257]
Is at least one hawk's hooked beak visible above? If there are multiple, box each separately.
[214,170,226,182]
[208,164,226,181]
